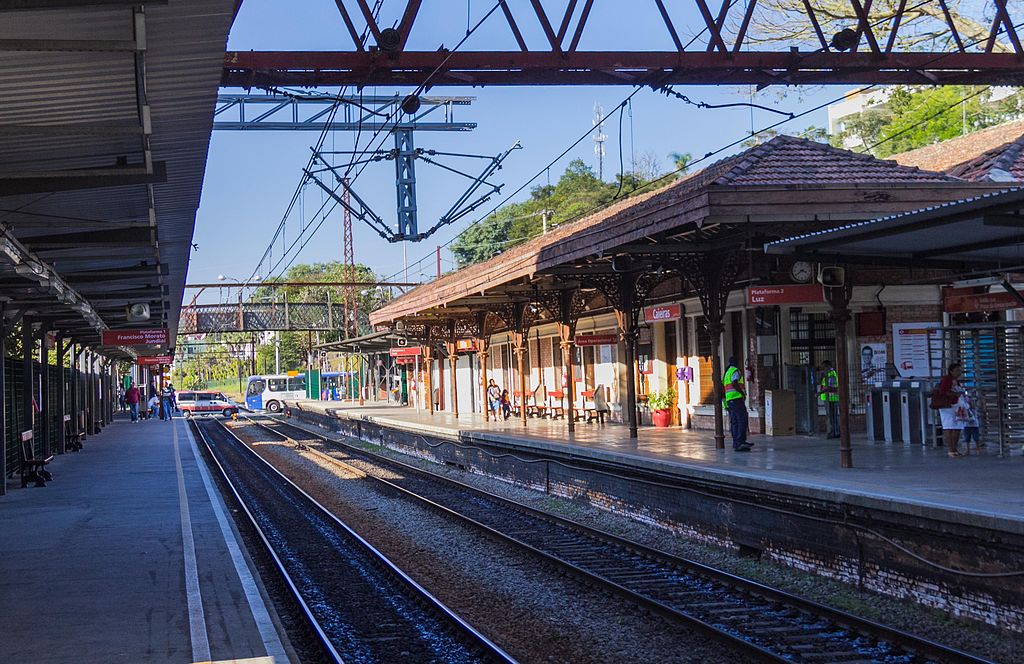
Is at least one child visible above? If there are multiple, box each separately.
[499,389,512,420]
[958,392,983,454]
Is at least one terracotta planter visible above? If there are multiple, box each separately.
[652,409,672,428]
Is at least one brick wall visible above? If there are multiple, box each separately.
[294,406,1024,633]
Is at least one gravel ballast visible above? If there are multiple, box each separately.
[227,420,754,664]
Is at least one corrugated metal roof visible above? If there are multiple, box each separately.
[0,0,234,351]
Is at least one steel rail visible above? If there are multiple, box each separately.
[192,418,518,664]
[253,414,994,664]
[189,419,344,664]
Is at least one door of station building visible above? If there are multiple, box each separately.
[787,311,836,434]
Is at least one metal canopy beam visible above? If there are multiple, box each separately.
[0,162,166,196]
[223,51,1024,87]
[213,93,475,132]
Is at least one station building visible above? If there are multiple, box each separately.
[370,134,1023,443]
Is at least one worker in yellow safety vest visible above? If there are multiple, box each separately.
[819,359,840,439]
[722,356,751,451]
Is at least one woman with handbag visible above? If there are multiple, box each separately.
[934,363,966,457]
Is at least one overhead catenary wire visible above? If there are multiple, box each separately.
[391,16,1024,284]
[255,2,504,284]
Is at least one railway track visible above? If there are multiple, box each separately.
[247,414,992,664]
[190,418,516,664]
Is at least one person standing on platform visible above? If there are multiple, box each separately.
[935,363,966,457]
[125,382,141,423]
[723,356,751,452]
[486,379,501,418]
[819,360,840,439]
[160,383,176,421]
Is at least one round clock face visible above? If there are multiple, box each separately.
[790,261,813,283]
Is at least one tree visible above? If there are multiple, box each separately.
[831,86,1024,157]
[669,151,693,174]
[743,1,1010,53]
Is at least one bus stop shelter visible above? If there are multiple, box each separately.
[768,187,1024,457]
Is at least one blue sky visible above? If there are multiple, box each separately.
[190,0,849,302]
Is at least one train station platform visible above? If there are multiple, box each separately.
[288,400,1024,535]
[0,417,290,664]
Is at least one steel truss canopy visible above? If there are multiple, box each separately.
[224,0,1024,87]
[213,93,476,132]
[179,302,347,334]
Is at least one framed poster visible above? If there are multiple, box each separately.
[892,323,943,378]
[859,342,887,384]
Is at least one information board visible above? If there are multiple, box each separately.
[892,323,943,378]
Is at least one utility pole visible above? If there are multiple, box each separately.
[436,245,442,279]
[342,177,356,338]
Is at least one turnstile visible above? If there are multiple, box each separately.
[867,380,936,445]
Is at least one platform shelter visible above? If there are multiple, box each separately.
[369,137,1005,465]
[0,1,234,492]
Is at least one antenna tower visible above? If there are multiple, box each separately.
[592,102,607,180]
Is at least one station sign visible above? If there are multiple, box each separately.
[137,355,173,366]
[575,333,618,347]
[101,328,169,346]
[643,303,681,323]
[942,287,1020,313]
[394,357,417,365]
[747,284,824,306]
[389,346,422,357]
[455,339,478,352]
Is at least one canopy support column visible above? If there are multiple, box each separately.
[827,281,855,469]
[679,249,743,450]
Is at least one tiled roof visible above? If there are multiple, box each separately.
[717,135,961,185]
[945,135,1024,182]
[891,119,1024,175]
[370,136,971,325]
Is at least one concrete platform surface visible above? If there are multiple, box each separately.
[291,400,1024,535]
[0,416,289,664]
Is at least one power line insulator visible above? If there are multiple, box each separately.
[401,94,421,114]
[378,28,402,53]
[831,28,859,52]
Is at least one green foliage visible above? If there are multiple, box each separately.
[176,261,391,382]
[647,388,675,411]
[451,159,671,268]
[830,86,1024,158]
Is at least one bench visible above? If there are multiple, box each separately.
[548,390,565,419]
[20,431,52,488]
[64,414,83,452]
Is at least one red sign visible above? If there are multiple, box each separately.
[456,339,478,352]
[747,284,824,305]
[575,333,618,347]
[644,303,681,323]
[943,287,1020,313]
[102,328,169,346]
[389,346,422,357]
[394,356,418,365]
[137,355,173,366]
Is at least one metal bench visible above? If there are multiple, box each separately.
[64,413,83,452]
[20,431,52,488]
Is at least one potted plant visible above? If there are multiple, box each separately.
[647,388,675,428]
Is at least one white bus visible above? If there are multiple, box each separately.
[244,373,306,413]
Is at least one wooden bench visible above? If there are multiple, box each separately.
[548,390,565,419]
[64,414,83,453]
[20,431,52,488]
